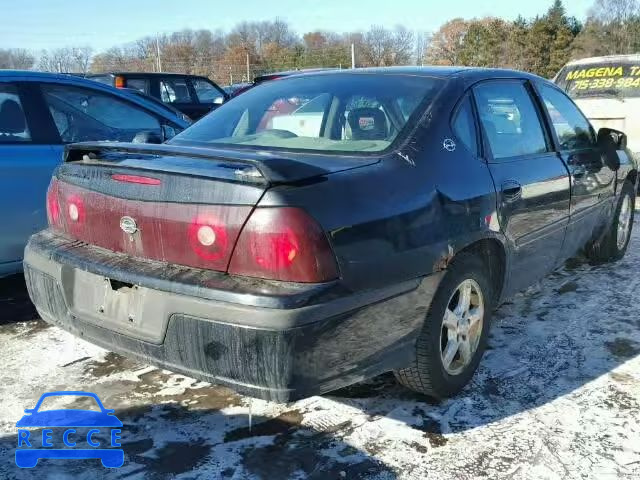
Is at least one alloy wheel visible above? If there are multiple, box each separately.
[439,279,485,376]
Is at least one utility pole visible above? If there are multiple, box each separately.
[156,34,162,72]
[351,43,355,69]
[246,52,250,82]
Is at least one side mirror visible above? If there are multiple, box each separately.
[598,127,627,150]
[597,128,625,170]
[24,409,35,414]
[161,125,178,141]
[132,130,163,144]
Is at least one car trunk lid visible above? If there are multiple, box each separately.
[49,142,361,277]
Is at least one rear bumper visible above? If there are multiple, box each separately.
[24,230,442,402]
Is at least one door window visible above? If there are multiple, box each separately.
[0,84,31,142]
[126,78,151,95]
[452,94,477,156]
[539,84,596,150]
[160,78,192,104]
[191,79,224,104]
[41,84,161,143]
[474,81,548,159]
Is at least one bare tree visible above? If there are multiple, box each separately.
[425,18,468,65]
[0,49,35,69]
[71,46,93,74]
[361,25,414,66]
[587,0,640,53]
[39,48,76,72]
[392,25,415,65]
[414,32,431,66]
[362,25,392,66]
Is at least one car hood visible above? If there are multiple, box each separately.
[16,409,123,427]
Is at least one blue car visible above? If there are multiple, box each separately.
[16,391,124,468]
[0,71,190,278]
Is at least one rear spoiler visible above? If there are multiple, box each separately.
[64,142,337,184]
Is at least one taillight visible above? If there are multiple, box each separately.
[46,181,338,282]
[46,178,61,228]
[65,192,86,236]
[114,76,125,88]
[187,214,229,261]
[50,181,251,271]
[228,207,338,283]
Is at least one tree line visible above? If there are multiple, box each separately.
[0,0,638,85]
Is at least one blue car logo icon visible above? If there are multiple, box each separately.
[16,391,123,468]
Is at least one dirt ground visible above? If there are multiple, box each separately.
[1,223,639,479]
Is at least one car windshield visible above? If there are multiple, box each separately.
[555,61,640,99]
[170,73,444,154]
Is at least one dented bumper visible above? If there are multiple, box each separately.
[24,230,442,402]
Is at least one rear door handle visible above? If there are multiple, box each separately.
[501,181,522,202]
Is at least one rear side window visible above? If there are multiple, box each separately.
[41,84,161,143]
[171,74,444,154]
[474,81,547,159]
[126,78,150,95]
[452,94,477,156]
[0,84,31,142]
[539,84,595,150]
[191,78,224,104]
[160,78,192,104]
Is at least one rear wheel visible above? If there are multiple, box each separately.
[394,253,493,399]
[586,180,635,263]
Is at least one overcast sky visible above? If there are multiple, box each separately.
[0,0,595,52]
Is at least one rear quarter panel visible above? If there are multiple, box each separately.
[258,78,504,292]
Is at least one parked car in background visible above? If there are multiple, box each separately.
[226,68,337,98]
[223,82,253,98]
[87,72,227,120]
[120,88,193,124]
[0,71,190,278]
[25,67,636,403]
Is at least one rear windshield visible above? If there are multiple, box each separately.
[555,61,640,99]
[170,74,443,154]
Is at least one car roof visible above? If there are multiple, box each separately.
[281,66,547,83]
[254,68,339,80]
[564,54,640,66]
[0,70,189,127]
[86,71,210,79]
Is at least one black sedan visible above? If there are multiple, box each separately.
[25,67,637,402]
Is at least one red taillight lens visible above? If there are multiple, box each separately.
[229,207,338,283]
[50,181,251,271]
[46,179,61,228]
[66,194,85,222]
[47,181,338,281]
[187,214,229,261]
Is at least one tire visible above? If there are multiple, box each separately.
[586,180,635,263]
[394,252,493,399]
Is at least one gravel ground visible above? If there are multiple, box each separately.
[1,221,639,479]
